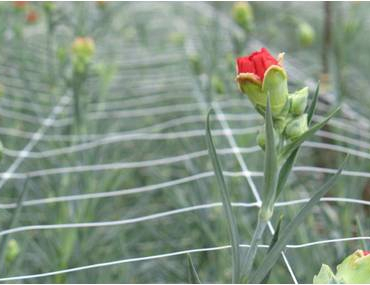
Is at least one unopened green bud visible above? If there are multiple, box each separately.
[57,47,67,63]
[5,239,20,263]
[344,19,360,36]
[285,114,308,140]
[43,2,56,12]
[232,2,254,32]
[168,32,185,46]
[298,22,315,47]
[256,125,279,150]
[211,75,225,94]
[189,54,202,75]
[336,250,370,284]
[289,87,308,115]
[273,117,288,134]
[313,264,337,284]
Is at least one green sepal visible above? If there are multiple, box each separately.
[313,264,338,284]
[336,250,370,284]
[262,66,289,116]
[239,76,266,107]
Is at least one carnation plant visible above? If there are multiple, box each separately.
[70,37,95,129]
[205,48,348,283]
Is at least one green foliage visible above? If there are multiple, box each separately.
[206,108,240,283]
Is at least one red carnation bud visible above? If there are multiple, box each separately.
[13,1,27,9]
[236,48,279,81]
[364,250,370,256]
[235,48,288,117]
[26,10,38,24]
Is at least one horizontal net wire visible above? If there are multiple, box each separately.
[0,2,369,283]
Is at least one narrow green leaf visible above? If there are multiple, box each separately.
[307,81,320,124]
[205,108,240,283]
[355,215,369,251]
[186,254,201,284]
[279,106,341,161]
[242,96,277,281]
[262,95,278,212]
[276,148,298,199]
[0,179,29,271]
[261,216,284,284]
[269,216,283,252]
[250,155,348,284]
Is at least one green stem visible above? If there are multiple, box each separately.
[0,180,29,272]
[46,14,55,85]
[241,217,268,282]
[242,97,280,282]
[73,80,81,128]
[72,70,84,131]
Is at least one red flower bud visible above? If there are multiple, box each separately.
[26,10,38,24]
[236,48,279,81]
[364,251,370,256]
[13,1,27,9]
[235,48,288,117]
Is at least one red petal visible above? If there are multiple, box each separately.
[364,250,370,256]
[236,48,279,80]
[252,53,266,80]
[237,57,255,75]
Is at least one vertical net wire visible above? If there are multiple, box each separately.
[0,2,369,283]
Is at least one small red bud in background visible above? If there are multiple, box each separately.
[96,1,106,8]
[26,9,38,24]
[13,1,27,10]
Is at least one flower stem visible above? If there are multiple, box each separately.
[241,217,268,282]
[72,71,83,131]
[242,96,280,282]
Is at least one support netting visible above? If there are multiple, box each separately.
[0,2,369,283]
